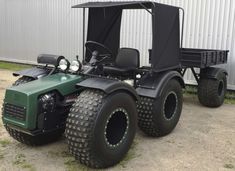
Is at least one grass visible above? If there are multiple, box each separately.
[224,90,235,105]
[0,152,4,160]
[47,150,72,158]
[0,139,11,147]
[47,151,60,157]
[64,157,89,171]
[0,61,32,71]
[13,153,26,165]
[184,85,235,105]
[47,150,89,171]
[118,140,140,168]
[60,151,72,158]
[61,140,140,170]
[13,153,36,171]
[224,163,234,169]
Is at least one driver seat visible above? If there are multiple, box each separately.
[104,48,140,75]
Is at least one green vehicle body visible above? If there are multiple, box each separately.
[2,73,83,130]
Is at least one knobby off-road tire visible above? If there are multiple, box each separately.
[4,76,63,146]
[137,79,183,137]
[5,126,64,146]
[65,89,137,168]
[198,72,227,107]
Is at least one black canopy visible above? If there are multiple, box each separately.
[73,1,181,72]
[72,1,153,9]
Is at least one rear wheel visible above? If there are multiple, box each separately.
[137,79,183,137]
[65,89,137,168]
[198,72,227,107]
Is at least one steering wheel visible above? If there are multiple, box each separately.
[85,41,113,61]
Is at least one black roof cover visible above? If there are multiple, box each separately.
[74,1,181,72]
[72,1,154,9]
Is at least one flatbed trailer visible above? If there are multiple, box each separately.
[180,48,228,83]
[181,48,228,68]
[147,46,228,107]
[179,48,228,107]
[149,47,228,106]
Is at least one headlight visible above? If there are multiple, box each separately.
[59,59,69,71]
[70,61,81,72]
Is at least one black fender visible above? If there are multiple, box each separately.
[13,67,50,79]
[76,77,139,101]
[200,67,228,79]
[136,71,185,98]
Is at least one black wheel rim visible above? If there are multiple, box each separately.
[163,91,178,120]
[218,80,224,96]
[104,108,129,148]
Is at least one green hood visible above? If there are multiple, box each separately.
[2,73,83,130]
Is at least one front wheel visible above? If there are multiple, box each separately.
[65,89,137,168]
[4,76,64,146]
[5,125,64,146]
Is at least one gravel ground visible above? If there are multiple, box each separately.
[0,69,234,171]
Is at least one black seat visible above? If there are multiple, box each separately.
[104,48,140,74]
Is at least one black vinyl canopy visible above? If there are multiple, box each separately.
[73,1,181,72]
[72,1,153,9]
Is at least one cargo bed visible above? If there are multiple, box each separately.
[181,48,228,68]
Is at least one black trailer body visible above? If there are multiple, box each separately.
[181,48,229,68]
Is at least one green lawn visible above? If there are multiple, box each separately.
[0,61,32,71]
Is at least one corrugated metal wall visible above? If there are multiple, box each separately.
[0,0,235,89]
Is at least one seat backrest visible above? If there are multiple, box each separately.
[115,48,140,69]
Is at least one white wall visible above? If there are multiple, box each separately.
[0,0,234,89]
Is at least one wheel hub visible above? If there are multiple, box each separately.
[218,81,224,96]
[104,108,129,148]
[163,91,178,120]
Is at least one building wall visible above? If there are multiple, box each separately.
[0,0,235,89]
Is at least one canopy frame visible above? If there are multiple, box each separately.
[73,1,185,73]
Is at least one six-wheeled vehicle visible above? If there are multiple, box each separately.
[1,1,228,168]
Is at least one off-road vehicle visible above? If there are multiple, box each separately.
[2,1,228,168]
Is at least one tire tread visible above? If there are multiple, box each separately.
[65,89,105,168]
[137,79,182,137]
[198,72,226,107]
[5,125,63,146]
